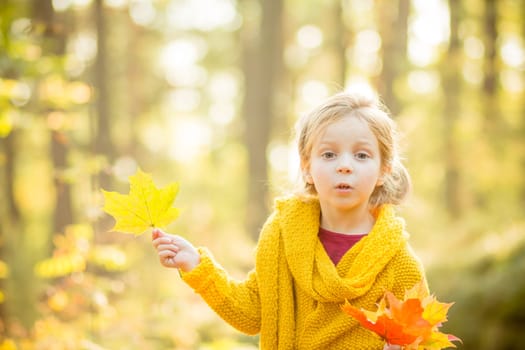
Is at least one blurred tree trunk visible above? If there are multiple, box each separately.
[241,0,284,239]
[125,20,142,158]
[478,0,500,209]
[0,133,18,326]
[482,0,500,134]
[522,0,525,209]
[1,0,72,330]
[34,0,73,235]
[330,0,348,87]
[93,0,113,192]
[0,0,21,329]
[92,0,116,237]
[1,135,20,226]
[441,0,462,219]
[377,0,409,115]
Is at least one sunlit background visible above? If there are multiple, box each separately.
[1,0,524,348]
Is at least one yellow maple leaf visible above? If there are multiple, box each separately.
[404,279,429,300]
[422,297,454,326]
[420,329,461,350]
[101,169,180,235]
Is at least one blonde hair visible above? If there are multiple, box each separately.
[295,91,411,209]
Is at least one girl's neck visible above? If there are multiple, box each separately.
[319,204,375,235]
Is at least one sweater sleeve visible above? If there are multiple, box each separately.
[388,242,428,298]
[180,247,261,335]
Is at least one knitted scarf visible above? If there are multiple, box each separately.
[256,196,407,349]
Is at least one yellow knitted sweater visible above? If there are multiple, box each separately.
[181,196,426,349]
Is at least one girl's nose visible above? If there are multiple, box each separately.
[337,154,353,173]
[337,164,352,173]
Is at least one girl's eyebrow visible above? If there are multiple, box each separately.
[317,139,336,146]
[353,140,375,148]
[318,138,375,147]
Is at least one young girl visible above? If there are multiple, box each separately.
[152,91,426,349]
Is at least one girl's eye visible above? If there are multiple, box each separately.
[355,152,370,160]
[321,151,336,159]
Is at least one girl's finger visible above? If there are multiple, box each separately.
[152,228,163,240]
[157,244,179,252]
[152,236,173,247]
[158,250,177,258]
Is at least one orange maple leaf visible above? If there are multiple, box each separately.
[341,281,462,349]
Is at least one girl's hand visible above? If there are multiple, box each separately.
[383,345,402,350]
[151,229,200,272]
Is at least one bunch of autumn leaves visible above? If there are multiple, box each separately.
[102,169,461,350]
[342,281,461,349]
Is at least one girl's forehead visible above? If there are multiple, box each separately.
[317,115,374,138]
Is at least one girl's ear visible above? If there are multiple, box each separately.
[377,164,392,187]
[301,165,313,184]
[304,173,313,184]
[301,161,313,184]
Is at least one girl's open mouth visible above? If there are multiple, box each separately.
[335,183,352,190]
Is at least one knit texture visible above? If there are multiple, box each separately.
[181,195,426,349]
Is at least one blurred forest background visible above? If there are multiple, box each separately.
[0,0,524,349]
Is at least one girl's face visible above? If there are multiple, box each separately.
[305,115,383,215]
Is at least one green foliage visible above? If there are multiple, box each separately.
[428,223,525,349]
[34,224,130,279]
